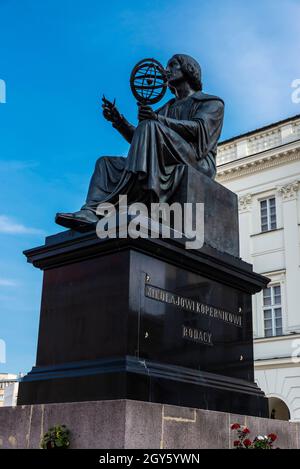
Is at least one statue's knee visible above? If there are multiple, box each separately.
[96,156,108,166]
[138,119,159,129]
[138,119,150,127]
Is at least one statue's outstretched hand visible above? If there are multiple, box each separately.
[138,104,158,122]
[102,95,122,124]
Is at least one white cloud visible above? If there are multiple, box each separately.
[120,0,300,132]
[196,2,300,125]
[0,160,39,171]
[0,278,17,287]
[0,215,45,235]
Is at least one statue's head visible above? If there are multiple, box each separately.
[166,54,202,93]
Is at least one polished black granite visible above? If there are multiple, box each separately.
[18,231,268,416]
[18,170,269,416]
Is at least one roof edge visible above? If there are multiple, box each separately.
[219,114,300,146]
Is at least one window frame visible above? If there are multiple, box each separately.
[260,196,277,232]
[263,284,283,337]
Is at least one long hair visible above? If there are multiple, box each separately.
[171,54,202,92]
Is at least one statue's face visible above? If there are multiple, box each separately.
[166,57,184,88]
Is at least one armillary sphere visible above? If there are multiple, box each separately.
[130,58,167,105]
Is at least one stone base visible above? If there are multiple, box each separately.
[18,219,268,416]
[0,400,299,449]
[18,167,269,417]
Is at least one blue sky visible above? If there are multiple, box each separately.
[1,0,300,374]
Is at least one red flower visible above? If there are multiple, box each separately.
[242,427,250,434]
[233,440,241,447]
[243,439,252,447]
[268,433,277,442]
[231,423,241,430]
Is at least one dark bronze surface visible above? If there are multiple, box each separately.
[130,58,167,105]
[20,55,268,416]
[56,54,224,230]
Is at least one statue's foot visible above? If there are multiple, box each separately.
[55,209,98,232]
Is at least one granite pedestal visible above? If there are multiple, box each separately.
[1,400,299,449]
[17,168,269,417]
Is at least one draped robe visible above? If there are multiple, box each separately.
[82,91,224,211]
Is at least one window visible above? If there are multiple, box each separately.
[263,285,283,337]
[260,197,276,232]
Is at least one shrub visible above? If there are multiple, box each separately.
[40,424,70,449]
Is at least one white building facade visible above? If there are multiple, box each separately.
[216,115,300,421]
[0,374,18,407]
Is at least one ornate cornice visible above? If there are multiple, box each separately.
[238,194,252,212]
[216,147,300,182]
[277,180,299,200]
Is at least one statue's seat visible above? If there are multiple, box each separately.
[168,165,239,257]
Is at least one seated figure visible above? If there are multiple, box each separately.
[55,54,224,231]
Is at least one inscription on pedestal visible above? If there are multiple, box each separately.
[182,326,213,345]
[144,284,242,327]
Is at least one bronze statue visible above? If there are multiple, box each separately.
[55,54,224,231]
